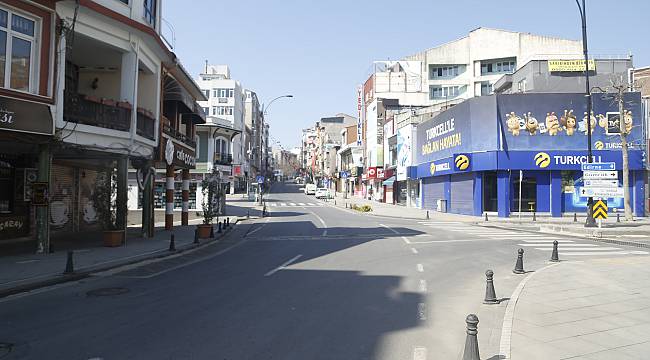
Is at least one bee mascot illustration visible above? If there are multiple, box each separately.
[597,114,608,129]
[506,112,521,136]
[623,110,633,134]
[583,111,597,134]
[561,109,577,136]
[545,112,562,136]
[524,112,539,135]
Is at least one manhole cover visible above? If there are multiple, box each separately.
[86,287,130,297]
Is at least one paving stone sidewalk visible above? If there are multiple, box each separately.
[510,257,650,359]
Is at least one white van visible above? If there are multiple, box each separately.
[304,183,317,195]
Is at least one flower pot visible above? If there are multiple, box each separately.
[103,230,124,247]
[197,224,212,238]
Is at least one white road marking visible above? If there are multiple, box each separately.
[306,203,316,206]
[408,238,513,244]
[417,264,424,272]
[521,239,574,243]
[298,203,305,206]
[16,259,40,264]
[379,223,400,234]
[413,347,427,360]
[280,203,287,206]
[411,247,419,254]
[418,302,427,320]
[289,203,296,206]
[418,279,427,292]
[622,234,646,238]
[264,254,303,277]
[402,237,412,244]
[246,218,270,237]
[309,210,328,236]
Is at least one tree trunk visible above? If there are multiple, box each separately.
[619,92,633,220]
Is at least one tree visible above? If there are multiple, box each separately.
[201,166,224,225]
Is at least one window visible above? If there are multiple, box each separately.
[203,89,209,98]
[215,106,233,116]
[481,59,516,75]
[429,65,460,79]
[429,85,460,99]
[202,107,208,115]
[517,79,527,92]
[0,8,37,92]
[480,81,493,96]
[143,0,156,26]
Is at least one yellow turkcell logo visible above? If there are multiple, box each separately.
[455,155,470,171]
[534,152,551,168]
[429,163,436,175]
[594,141,604,150]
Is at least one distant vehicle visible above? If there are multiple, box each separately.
[304,183,317,195]
[315,188,329,199]
[294,176,303,184]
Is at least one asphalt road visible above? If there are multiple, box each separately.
[0,182,646,360]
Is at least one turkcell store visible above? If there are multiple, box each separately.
[415,93,646,217]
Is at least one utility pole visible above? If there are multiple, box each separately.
[614,83,633,220]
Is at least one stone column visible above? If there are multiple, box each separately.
[115,157,128,231]
[181,169,190,226]
[165,165,175,230]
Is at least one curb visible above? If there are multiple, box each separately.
[0,218,246,299]
[325,198,476,222]
[477,222,650,249]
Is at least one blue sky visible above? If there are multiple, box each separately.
[164,0,650,149]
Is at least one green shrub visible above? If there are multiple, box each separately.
[351,204,372,212]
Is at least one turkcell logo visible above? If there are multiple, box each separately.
[534,152,551,168]
[454,154,470,171]
[534,152,605,168]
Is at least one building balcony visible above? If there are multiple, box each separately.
[63,91,131,132]
[162,116,196,148]
[136,108,156,141]
[214,152,233,165]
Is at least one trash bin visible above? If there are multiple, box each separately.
[437,199,447,213]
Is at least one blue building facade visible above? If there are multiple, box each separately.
[414,93,646,217]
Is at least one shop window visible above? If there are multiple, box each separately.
[561,170,576,193]
[0,161,13,213]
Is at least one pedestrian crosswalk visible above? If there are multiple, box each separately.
[416,221,649,257]
[266,202,320,207]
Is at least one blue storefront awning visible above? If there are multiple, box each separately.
[383,176,396,186]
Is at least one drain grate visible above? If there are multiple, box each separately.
[86,287,130,297]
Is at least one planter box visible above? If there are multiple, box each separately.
[117,101,133,110]
[197,224,212,238]
[101,98,117,107]
[103,230,124,247]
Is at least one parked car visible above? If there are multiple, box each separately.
[304,183,317,195]
[315,188,329,199]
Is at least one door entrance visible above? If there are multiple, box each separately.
[512,174,537,212]
[483,171,497,212]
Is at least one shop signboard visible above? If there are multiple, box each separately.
[163,137,196,168]
[497,151,643,171]
[582,170,618,179]
[0,96,53,136]
[547,59,596,72]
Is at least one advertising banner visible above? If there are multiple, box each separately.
[547,59,596,72]
[396,125,414,181]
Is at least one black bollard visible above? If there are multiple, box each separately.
[64,251,74,274]
[169,233,176,251]
[532,212,536,222]
[550,240,559,262]
[573,212,577,222]
[210,224,214,238]
[617,213,620,223]
[484,212,488,222]
[513,248,525,274]
[227,217,230,227]
[462,314,480,360]
[194,228,200,244]
[247,210,250,220]
[483,270,498,304]
[345,203,348,209]
[426,210,430,220]
[334,200,336,206]
[218,221,222,233]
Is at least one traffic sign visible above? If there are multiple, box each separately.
[579,187,624,198]
[581,162,615,171]
[584,179,619,188]
[592,200,608,219]
[582,170,617,179]
[256,176,265,184]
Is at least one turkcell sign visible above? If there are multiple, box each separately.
[584,179,618,188]
[581,162,615,171]
[582,170,617,179]
[579,187,624,198]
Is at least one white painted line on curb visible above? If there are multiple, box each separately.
[535,247,622,251]
[521,239,574,243]
[417,264,424,272]
[411,247,419,254]
[413,346,427,360]
[264,254,303,277]
[417,302,427,320]
[518,243,598,247]
[418,279,427,293]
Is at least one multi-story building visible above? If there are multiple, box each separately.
[310,114,356,185]
[336,125,364,197]
[244,89,263,182]
[195,65,247,195]
[272,147,298,180]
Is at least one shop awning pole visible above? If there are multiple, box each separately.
[518,170,523,220]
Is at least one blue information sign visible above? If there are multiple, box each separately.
[581,162,616,171]
[256,176,265,184]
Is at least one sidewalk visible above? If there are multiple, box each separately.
[510,258,650,359]
[0,197,262,298]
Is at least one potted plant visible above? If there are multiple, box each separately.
[198,167,223,238]
[92,169,124,247]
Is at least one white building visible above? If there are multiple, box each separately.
[195,65,247,195]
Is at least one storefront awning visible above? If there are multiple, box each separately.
[383,176,396,186]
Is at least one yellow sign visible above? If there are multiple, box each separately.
[534,152,551,168]
[548,59,596,72]
[455,155,470,170]
[594,141,604,150]
[429,163,436,175]
[593,200,608,219]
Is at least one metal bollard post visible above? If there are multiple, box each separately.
[462,314,480,360]
[209,224,214,238]
[426,210,430,220]
[550,240,559,262]
[218,221,222,233]
[247,210,250,220]
[573,212,577,222]
[532,212,536,222]
[513,248,525,274]
[227,217,230,227]
[169,233,176,251]
[484,212,488,222]
[617,213,620,223]
[194,228,200,244]
[345,203,348,209]
[64,251,74,274]
[483,270,498,304]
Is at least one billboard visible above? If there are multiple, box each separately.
[548,59,596,72]
[396,124,414,181]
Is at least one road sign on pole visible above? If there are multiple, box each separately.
[592,200,608,219]
[581,162,615,171]
[256,176,265,184]
[579,187,624,198]
[582,170,617,179]
[584,179,619,188]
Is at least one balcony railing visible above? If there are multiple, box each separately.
[64,91,131,132]
[136,109,156,141]
[214,152,233,165]
[162,117,196,148]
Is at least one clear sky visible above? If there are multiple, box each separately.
[163,0,650,149]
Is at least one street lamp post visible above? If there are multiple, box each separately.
[259,94,293,204]
[576,0,596,227]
